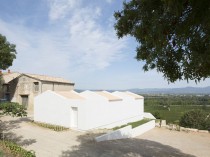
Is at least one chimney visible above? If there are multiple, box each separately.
[8,69,10,73]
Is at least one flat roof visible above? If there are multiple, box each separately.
[55,91,85,100]
[124,91,144,99]
[95,91,122,101]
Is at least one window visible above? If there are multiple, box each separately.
[34,82,39,92]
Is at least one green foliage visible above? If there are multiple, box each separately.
[0,34,16,70]
[31,121,69,131]
[144,95,210,123]
[153,111,161,119]
[0,150,3,157]
[205,115,210,131]
[114,0,210,82]
[179,110,209,130]
[0,102,27,117]
[0,140,35,157]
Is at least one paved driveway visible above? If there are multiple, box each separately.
[1,116,210,157]
[0,116,83,157]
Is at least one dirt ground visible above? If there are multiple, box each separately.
[1,116,210,157]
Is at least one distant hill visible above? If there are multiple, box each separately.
[127,86,210,94]
[76,86,210,95]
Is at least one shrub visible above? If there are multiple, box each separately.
[0,140,35,157]
[153,112,161,119]
[0,102,27,117]
[179,110,208,130]
[31,121,69,131]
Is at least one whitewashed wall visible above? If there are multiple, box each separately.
[34,90,144,131]
[34,90,85,128]
[95,125,132,142]
[95,119,155,142]
[80,91,144,130]
[131,120,155,137]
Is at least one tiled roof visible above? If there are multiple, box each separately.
[25,73,73,84]
[1,72,73,84]
[1,72,21,83]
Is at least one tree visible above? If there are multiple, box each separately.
[114,0,210,82]
[0,34,16,70]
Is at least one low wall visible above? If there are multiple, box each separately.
[132,120,155,137]
[97,115,144,129]
[95,120,155,142]
[95,125,132,142]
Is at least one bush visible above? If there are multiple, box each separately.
[0,102,27,117]
[179,110,208,130]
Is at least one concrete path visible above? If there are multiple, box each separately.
[0,116,84,157]
[1,116,210,157]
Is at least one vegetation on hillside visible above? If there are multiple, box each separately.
[144,95,210,124]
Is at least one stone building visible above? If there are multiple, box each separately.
[0,70,74,111]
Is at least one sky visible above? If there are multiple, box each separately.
[0,0,209,90]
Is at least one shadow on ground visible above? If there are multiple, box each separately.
[0,116,36,146]
[61,133,196,157]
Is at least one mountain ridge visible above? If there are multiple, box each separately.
[127,86,210,94]
[76,86,210,94]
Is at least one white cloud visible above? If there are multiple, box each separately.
[67,7,126,70]
[0,19,71,77]
[48,0,79,20]
[0,0,127,81]
[106,0,114,4]
[48,0,127,71]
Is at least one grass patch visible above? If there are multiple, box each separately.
[129,119,151,128]
[30,121,69,132]
[0,140,35,157]
[113,124,128,130]
[113,118,151,130]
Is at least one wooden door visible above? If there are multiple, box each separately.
[21,95,28,108]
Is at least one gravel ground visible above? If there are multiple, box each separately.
[1,116,210,157]
[138,127,210,157]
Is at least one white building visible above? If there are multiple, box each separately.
[34,90,144,131]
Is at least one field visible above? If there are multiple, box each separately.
[143,95,210,123]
